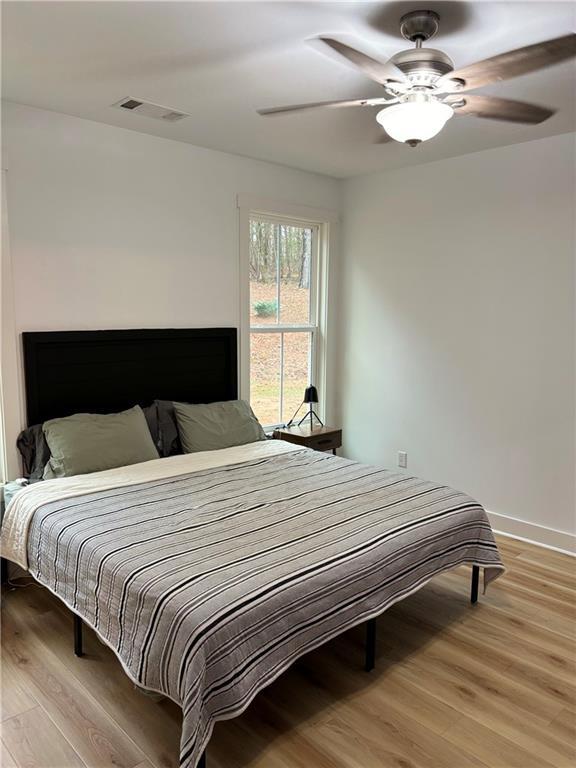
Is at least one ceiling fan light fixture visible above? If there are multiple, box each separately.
[376,97,454,145]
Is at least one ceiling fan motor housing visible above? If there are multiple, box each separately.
[390,48,454,86]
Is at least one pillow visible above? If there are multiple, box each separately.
[42,405,160,478]
[173,400,266,453]
[16,424,51,481]
[155,400,182,457]
[17,404,160,480]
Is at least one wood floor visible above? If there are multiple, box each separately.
[1,535,575,768]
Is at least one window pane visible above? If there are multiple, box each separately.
[278,224,312,325]
[250,220,278,325]
[249,219,313,327]
[282,332,312,424]
[250,332,281,426]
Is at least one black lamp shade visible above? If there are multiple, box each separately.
[304,385,319,404]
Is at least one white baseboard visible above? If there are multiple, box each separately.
[487,510,576,556]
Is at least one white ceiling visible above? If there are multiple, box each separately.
[2,1,575,178]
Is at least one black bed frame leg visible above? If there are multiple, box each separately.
[365,618,376,672]
[198,751,206,768]
[471,565,480,605]
[74,614,84,657]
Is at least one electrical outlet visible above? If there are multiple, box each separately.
[398,451,408,469]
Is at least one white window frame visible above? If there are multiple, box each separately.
[238,196,337,430]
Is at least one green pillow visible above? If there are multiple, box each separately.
[43,405,159,478]
[173,400,266,453]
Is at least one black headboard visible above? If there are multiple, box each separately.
[23,328,238,426]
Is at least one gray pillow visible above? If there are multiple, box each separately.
[173,400,266,453]
[155,400,182,457]
[17,424,51,481]
[43,405,160,478]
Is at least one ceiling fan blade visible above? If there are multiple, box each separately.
[319,37,407,86]
[447,94,555,124]
[257,97,391,116]
[438,33,576,93]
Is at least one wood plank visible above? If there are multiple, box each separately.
[365,627,574,757]
[516,546,576,572]
[548,709,576,751]
[132,762,159,768]
[1,739,19,768]
[296,646,463,737]
[439,568,576,633]
[296,704,484,768]
[383,601,576,706]
[368,618,575,765]
[498,565,576,604]
[236,640,475,768]
[503,556,576,592]
[210,701,342,768]
[5,596,182,768]
[1,706,86,768]
[2,602,146,768]
[502,656,576,710]
[405,583,576,662]
[419,571,575,639]
[493,537,531,559]
[1,650,39,721]
[464,566,576,619]
[394,590,576,682]
[443,714,557,768]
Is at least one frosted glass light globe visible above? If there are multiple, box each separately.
[377,100,454,144]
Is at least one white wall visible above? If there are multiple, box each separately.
[1,102,340,473]
[339,133,575,549]
[3,101,574,551]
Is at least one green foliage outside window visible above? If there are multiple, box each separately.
[253,299,278,318]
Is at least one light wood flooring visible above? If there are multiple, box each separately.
[1,535,575,768]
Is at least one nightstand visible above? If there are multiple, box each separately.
[273,424,342,455]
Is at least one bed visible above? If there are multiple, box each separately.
[1,328,504,768]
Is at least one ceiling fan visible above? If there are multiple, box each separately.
[257,10,576,147]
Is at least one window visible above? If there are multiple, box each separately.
[248,216,323,429]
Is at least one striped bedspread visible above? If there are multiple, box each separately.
[13,444,503,767]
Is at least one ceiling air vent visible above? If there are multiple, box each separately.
[112,97,190,122]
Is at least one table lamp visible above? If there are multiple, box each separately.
[286,385,324,429]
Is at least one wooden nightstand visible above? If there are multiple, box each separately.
[273,424,342,455]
